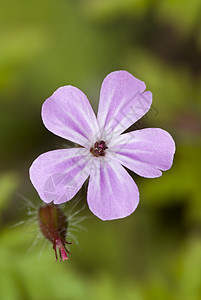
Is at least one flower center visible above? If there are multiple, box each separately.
[90,140,108,157]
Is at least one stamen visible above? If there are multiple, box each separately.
[90,140,108,157]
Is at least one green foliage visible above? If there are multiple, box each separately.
[0,172,19,215]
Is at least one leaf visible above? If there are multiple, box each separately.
[0,172,19,213]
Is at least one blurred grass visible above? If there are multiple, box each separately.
[0,0,201,299]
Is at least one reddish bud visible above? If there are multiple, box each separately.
[38,204,72,261]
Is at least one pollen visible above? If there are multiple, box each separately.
[90,140,108,157]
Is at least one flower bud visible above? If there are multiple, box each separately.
[38,204,72,261]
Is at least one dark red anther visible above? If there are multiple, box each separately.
[90,140,108,157]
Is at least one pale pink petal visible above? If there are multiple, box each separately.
[87,158,139,220]
[29,148,92,204]
[107,128,175,178]
[97,71,152,140]
[42,86,100,147]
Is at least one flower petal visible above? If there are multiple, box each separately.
[42,86,100,147]
[108,128,176,178]
[97,71,152,140]
[29,148,92,204]
[87,158,139,220]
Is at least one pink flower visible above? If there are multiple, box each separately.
[30,71,175,221]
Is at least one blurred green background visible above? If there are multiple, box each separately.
[0,0,201,299]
